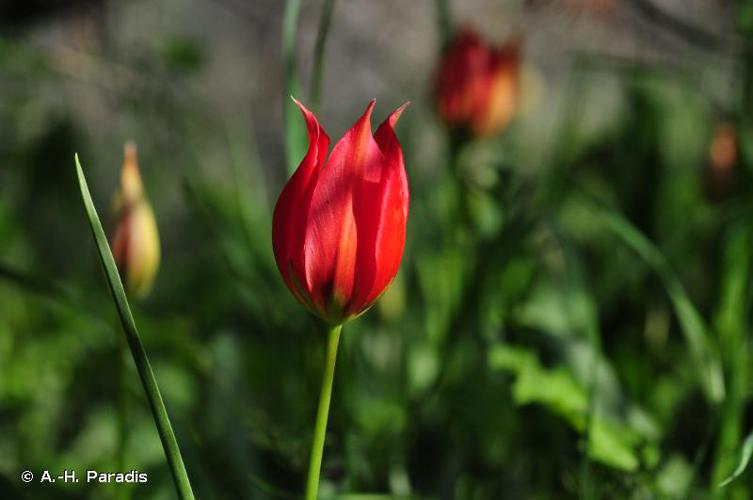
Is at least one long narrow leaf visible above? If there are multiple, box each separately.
[710,224,750,488]
[310,0,336,111]
[434,0,451,46]
[592,206,725,403]
[282,0,307,175]
[0,261,113,331]
[74,154,195,500]
[0,261,72,300]
[719,431,753,488]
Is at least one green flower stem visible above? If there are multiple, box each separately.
[448,135,471,236]
[75,155,195,500]
[305,324,342,500]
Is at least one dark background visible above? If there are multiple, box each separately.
[1,0,752,498]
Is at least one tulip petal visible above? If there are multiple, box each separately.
[126,202,161,298]
[272,98,330,310]
[304,100,384,319]
[471,41,520,136]
[111,209,132,280]
[435,29,489,127]
[349,103,410,313]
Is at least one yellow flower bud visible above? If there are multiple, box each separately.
[110,142,161,299]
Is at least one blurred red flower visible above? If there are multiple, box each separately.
[273,99,410,325]
[434,28,521,138]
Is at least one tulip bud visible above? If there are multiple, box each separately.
[273,99,409,325]
[434,28,521,138]
[703,123,738,202]
[110,142,161,299]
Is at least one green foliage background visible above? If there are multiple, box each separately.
[2,0,753,498]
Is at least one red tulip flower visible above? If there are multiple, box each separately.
[273,99,410,325]
[434,28,520,138]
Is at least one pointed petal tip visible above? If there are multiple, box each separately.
[290,97,323,139]
[124,141,138,165]
[290,95,310,114]
[363,99,377,118]
[348,99,378,133]
[390,102,411,125]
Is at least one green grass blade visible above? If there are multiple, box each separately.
[330,495,431,500]
[74,154,196,500]
[719,431,753,488]
[434,0,451,46]
[310,0,336,111]
[282,0,307,175]
[711,224,750,487]
[0,260,78,305]
[592,206,725,403]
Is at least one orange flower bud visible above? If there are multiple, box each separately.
[709,123,737,172]
[109,142,161,299]
[703,123,738,202]
[434,28,521,138]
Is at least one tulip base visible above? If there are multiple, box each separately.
[305,323,342,500]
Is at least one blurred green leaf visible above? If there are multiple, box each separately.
[719,430,753,488]
[657,455,694,498]
[739,0,753,35]
[517,281,595,340]
[514,364,588,426]
[311,0,336,110]
[330,495,428,500]
[161,36,206,74]
[490,344,586,425]
[434,0,451,45]
[282,0,307,175]
[714,225,749,343]
[489,344,640,471]
[416,248,464,344]
[0,260,77,306]
[711,224,751,489]
[591,205,725,403]
[589,419,639,472]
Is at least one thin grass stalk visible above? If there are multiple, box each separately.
[75,155,195,500]
[311,0,336,112]
[589,203,725,404]
[434,0,452,46]
[282,0,306,175]
[711,225,750,494]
